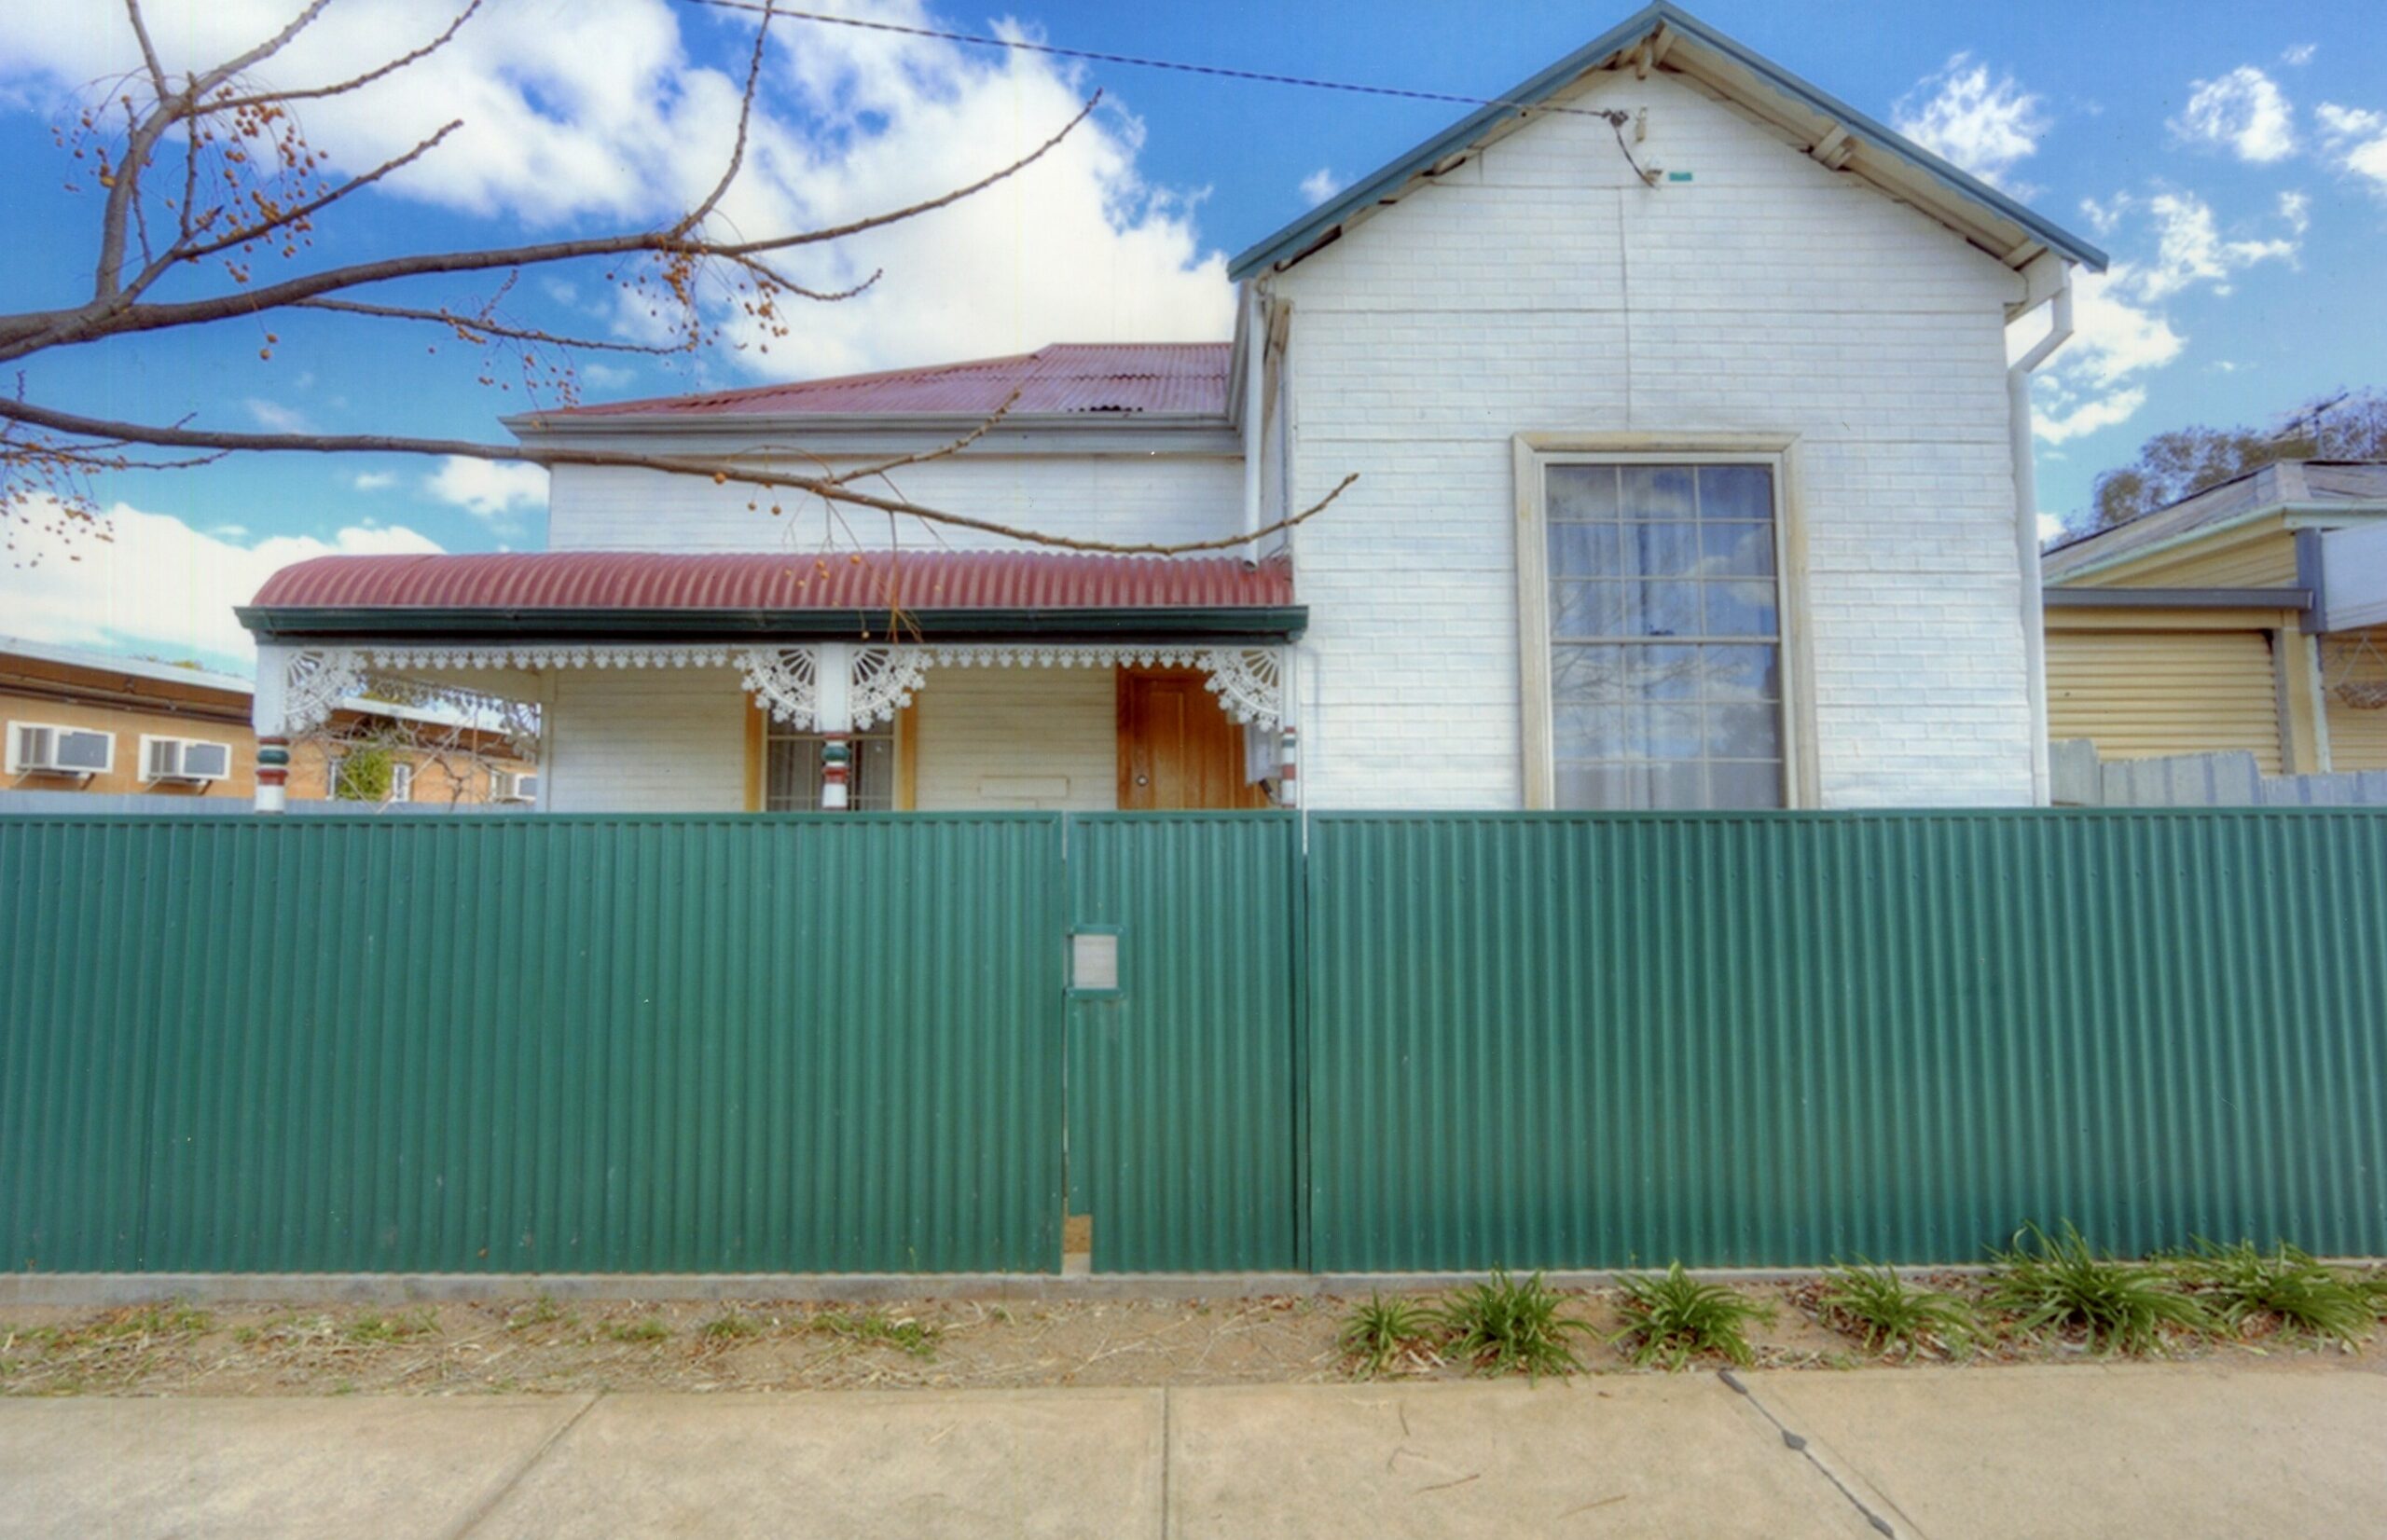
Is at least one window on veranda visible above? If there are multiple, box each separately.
[765,726,896,811]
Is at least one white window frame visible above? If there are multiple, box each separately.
[5,720,117,777]
[386,761,414,804]
[1512,433,1816,810]
[137,733,233,784]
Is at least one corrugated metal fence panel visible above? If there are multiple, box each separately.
[1067,814,1300,1272]
[0,815,1065,1273]
[1306,811,2387,1271]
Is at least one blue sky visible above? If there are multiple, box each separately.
[1,0,2382,670]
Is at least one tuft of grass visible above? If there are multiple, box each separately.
[93,1303,212,1340]
[1989,1222,2212,1354]
[605,1314,672,1344]
[2170,1240,2374,1349]
[1611,1263,1774,1369]
[1432,1271,1588,1379]
[811,1310,940,1358]
[1815,1262,1976,1360]
[505,1297,576,1334]
[698,1312,761,1341]
[344,1308,438,1345]
[1336,1294,1436,1378]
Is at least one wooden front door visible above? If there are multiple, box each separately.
[1117,668,1271,810]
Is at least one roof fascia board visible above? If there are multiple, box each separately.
[2051,502,2387,584]
[2280,503,2387,529]
[2041,586,2312,611]
[236,605,1310,644]
[1226,0,2104,282]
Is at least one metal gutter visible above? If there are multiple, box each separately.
[236,604,1309,644]
[1225,0,2106,282]
[2042,586,2312,611]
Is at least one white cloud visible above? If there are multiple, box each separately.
[2079,192,2131,236]
[1298,167,1345,207]
[243,398,314,433]
[1893,54,2049,192]
[0,1,1234,382]
[2171,66,2297,162]
[2134,189,2300,300]
[2022,186,2302,445]
[2283,43,2316,67]
[2318,103,2387,196]
[0,499,440,667]
[2034,381,2147,446]
[426,458,548,527]
[351,471,397,491]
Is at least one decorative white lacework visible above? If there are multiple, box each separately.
[869,644,1287,733]
[280,648,371,736]
[738,648,823,728]
[1194,647,1286,732]
[850,648,931,729]
[363,644,740,671]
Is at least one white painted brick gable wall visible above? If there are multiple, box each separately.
[1270,68,2032,809]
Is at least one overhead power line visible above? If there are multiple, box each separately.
[681,0,1627,120]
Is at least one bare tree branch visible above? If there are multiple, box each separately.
[176,119,462,262]
[0,92,1096,364]
[5,7,1356,570]
[0,394,1359,557]
[672,0,775,238]
[292,296,686,357]
[210,1,484,113]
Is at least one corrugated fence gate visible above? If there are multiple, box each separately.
[3,808,2383,1274]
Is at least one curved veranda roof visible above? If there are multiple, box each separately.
[240,549,1304,644]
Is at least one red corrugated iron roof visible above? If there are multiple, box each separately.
[250,548,1293,612]
[530,343,1230,420]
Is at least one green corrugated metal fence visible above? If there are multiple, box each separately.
[0,815,1066,1273]
[1066,814,1301,1272]
[1305,810,2387,1270]
[6,808,2386,1275]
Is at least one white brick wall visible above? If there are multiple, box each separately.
[545,669,747,813]
[912,667,1117,812]
[1273,69,2033,809]
[546,455,1241,554]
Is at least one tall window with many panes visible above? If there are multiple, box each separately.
[1542,461,1787,809]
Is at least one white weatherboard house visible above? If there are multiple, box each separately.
[241,3,2105,816]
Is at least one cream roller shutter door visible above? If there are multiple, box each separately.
[2046,629,2283,774]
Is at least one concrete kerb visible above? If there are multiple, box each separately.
[0,1266,2017,1309]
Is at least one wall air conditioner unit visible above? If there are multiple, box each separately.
[500,771,540,804]
[7,722,115,777]
[141,735,232,785]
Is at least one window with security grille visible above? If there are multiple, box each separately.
[765,726,896,810]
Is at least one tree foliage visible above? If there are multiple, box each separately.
[2090,389,2387,530]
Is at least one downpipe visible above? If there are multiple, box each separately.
[2008,265,2073,805]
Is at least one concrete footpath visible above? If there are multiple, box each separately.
[3,1363,2381,1538]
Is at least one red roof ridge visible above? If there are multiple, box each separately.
[518,341,1233,423]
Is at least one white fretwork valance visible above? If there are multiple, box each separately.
[269,639,1289,737]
